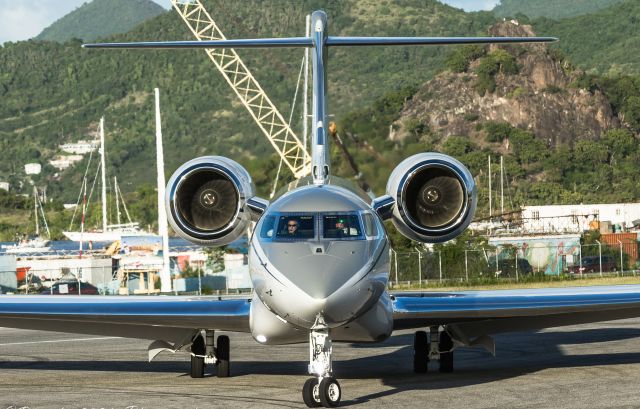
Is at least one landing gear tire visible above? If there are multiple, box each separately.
[413,330,428,373]
[216,335,230,378]
[190,335,205,378]
[439,331,454,373]
[302,377,321,408]
[319,377,341,408]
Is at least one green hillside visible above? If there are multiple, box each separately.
[493,0,625,19]
[36,0,166,43]
[3,0,640,240]
[0,0,495,203]
[533,0,640,76]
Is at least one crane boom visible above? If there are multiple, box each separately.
[170,0,311,178]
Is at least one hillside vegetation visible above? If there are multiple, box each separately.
[532,0,640,76]
[493,0,625,19]
[0,0,496,203]
[2,0,640,239]
[36,0,166,43]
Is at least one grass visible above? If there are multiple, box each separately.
[391,273,640,292]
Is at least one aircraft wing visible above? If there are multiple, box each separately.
[392,285,640,347]
[0,295,250,346]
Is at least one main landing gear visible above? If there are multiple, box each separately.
[190,330,230,378]
[413,326,454,373]
[302,316,341,408]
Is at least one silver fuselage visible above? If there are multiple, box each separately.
[248,181,393,344]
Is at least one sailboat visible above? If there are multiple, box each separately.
[63,117,146,242]
[2,186,51,254]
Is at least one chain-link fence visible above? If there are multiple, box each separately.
[0,265,251,296]
[391,241,639,287]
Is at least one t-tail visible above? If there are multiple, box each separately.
[84,10,557,185]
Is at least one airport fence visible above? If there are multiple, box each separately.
[0,265,251,296]
[390,241,639,287]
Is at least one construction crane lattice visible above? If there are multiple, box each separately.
[171,0,311,178]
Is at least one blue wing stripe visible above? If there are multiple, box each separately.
[0,296,250,317]
[393,285,640,318]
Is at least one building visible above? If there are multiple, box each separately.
[49,155,84,170]
[522,203,640,234]
[59,140,99,155]
[24,163,41,175]
[0,182,9,191]
[489,234,582,275]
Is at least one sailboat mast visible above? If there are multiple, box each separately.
[488,156,492,219]
[79,178,87,258]
[100,117,107,233]
[114,176,121,226]
[34,186,39,236]
[500,156,504,214]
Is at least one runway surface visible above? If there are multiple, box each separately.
[1,319,640,408]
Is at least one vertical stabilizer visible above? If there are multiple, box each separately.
[311,11,330,185]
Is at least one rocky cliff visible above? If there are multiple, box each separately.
[395,21,618,148]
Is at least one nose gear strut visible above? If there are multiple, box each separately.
[303,315,341,407]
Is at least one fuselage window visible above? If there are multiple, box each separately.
[362,213,378,237]
[323,214,363,239]
[276,215,315,239]
[260,216,276,238]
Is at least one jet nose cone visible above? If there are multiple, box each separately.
[295,254,347,299]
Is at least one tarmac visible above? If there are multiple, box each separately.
[1,318,640,408]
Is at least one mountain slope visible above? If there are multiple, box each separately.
[532,0,640,76]
[493,0,625,20]
[36,0,166,43]
[0,0,498,202]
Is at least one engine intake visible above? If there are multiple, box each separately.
[166,156,255,246]
[386,153,476,243]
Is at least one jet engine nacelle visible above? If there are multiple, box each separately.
[385,153,477,243]
[166,156,255,246]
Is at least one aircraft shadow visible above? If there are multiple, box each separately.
[1,326,639,405]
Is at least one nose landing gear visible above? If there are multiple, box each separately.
[303,316,342,408]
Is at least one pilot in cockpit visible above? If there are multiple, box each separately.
[286,218,299,237]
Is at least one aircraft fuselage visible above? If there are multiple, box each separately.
[248,182,393,344]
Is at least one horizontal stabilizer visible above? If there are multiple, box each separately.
[83,36,557,50]
[83,38,313,49]
[326,36,558,46]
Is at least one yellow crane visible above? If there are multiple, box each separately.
[170,0,311,178]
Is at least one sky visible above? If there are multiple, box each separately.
[0,0,500,45]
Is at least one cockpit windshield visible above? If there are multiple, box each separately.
[322,214,363,239]
[276,215,315,239]
[259,213,367,241]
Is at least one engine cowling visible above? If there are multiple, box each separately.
[385,153,477,243]
[165,156,255,246]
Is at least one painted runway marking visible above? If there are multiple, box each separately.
[0,336,119,346]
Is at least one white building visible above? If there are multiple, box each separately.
[24,163,41,175]
[522,203,640,234]
[59,140,99,155]
[49,155,84,170]
[0,182,9,191]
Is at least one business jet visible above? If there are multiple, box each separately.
[2,10,640,408]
